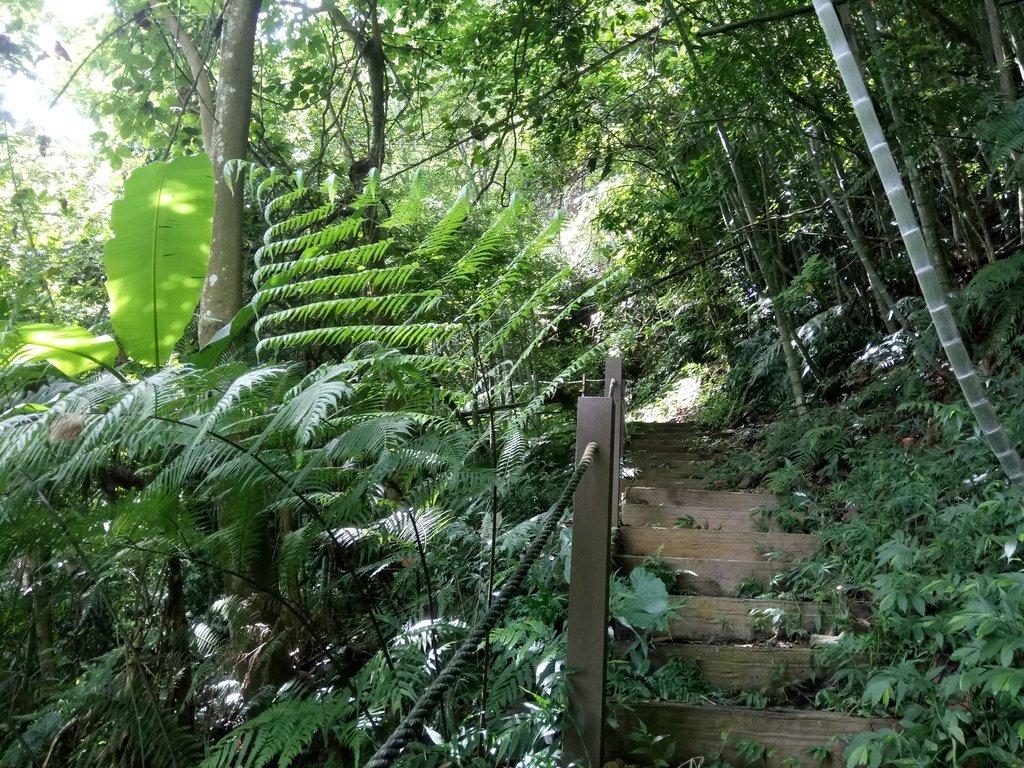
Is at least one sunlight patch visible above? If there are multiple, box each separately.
[631,374,701,423]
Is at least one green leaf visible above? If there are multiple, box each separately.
[190,304,256,369]
[614,567,670,629]
[103,154,214,366]
[7,323,118,376]
[862,675,894,709]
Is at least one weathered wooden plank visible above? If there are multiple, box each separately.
[626,487,777,509]
[632,450,719,463]
[620,503,779,531]
[605,356,624,528]
[625,462,711,479]
[665,596,833,642]
[612,642,819,691]
[623,475,709,490]
[564,397,615,768]
[619,528,817,561]
[616,555,786,596]
[606,702,892,768]
[627,434,741,450]
[628,423,724,433]
[630,441,725,455]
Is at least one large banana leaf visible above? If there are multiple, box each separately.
[2,323,118,377]
[103,154,214,366]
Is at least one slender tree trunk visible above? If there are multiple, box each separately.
[198,0,263,346]
[795,122,907,333]
[986,0,1016,99]
[327,3,387,174]
[1003,6,1024,81]
[28,551,56,682]
[161,556,193,721]
[666,2,807,412]
[725,174,809,414]
[860,2,953,292]
[815,0,1024,485]
[982,0,1024,234]
[151,1,215,153]
[936,140,997,265]
[326,2,388,242]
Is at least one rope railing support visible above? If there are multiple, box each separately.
[563,355,622,767]
[604,357,624,527]
[363,441,600,768]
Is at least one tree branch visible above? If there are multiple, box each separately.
[151,0,216,154]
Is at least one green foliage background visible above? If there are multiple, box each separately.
[6,0,1024,766]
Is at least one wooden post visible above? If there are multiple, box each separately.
[604,356,624,528]
[564,396,615,767]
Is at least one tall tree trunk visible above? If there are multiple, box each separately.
[1002,5,1024,81]
[982,0,1024,234]
[935,140,997,265]
[724,170,809,414]
[161,556,193,722]
[985,0,1016,100]
[198,0,263,347]
[815,0,1024,485]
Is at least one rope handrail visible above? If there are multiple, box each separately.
[363,441,600,768]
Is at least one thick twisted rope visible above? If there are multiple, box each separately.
[363,441,600,768]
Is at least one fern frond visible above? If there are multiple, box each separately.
[254,218,373,272]
[979,100,1024,182]
[463,208,565,323]
[255,263,419,304]
[483,264,573,358]
[497,427,527,482]
[256,323,460,354]
[408,185,472,262]
[202,695,356,768]
[255,291,441,330]
[496,265,623,392]
[446,193,525,284]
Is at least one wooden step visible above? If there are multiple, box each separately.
[623,474,709,490]
[606,701,891,768]
[630,450,718,463]
[620,503,779,531]
[625,462,710,478]
[626,487,777,509]
[629,422,719,431]
[636,642,819,691]
[628,437,721,450]
[620,528,816,561]
[629,440,725,454]
[629,433,724,445]
[666,596,833,642]
[617,555,786,596]
[626,487,776,508]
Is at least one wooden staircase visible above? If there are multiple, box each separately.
[604,422,887,768]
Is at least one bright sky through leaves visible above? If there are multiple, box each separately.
[1,0,110,143]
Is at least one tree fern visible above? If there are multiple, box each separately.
[251,171,462,358]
